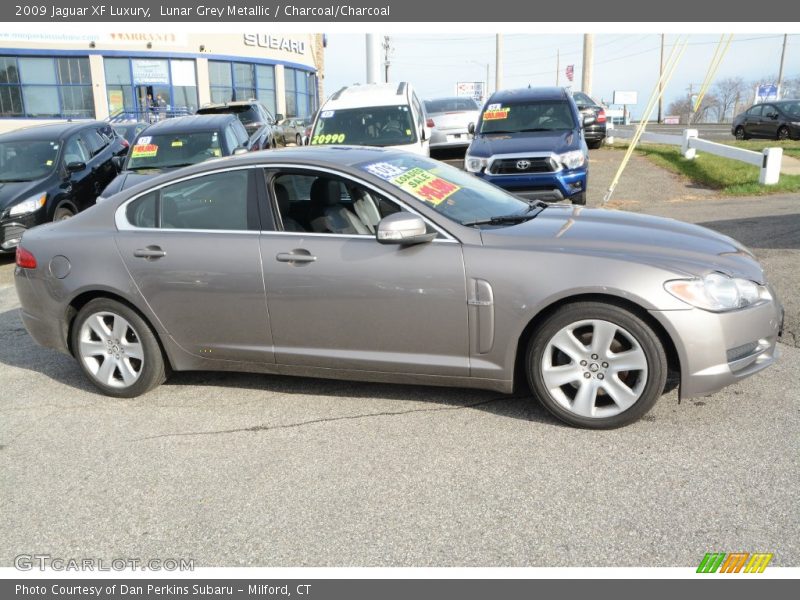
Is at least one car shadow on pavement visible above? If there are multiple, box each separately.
[0,307,562,427]
[699,213,800,250]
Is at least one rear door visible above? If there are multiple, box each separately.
[760,104,780,138]
[744,105,764,137]
[114,167,274,363]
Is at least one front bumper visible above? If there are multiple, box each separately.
[651,294,783,398]
[476,167,587,202]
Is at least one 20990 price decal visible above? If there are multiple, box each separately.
[311,133,347,145]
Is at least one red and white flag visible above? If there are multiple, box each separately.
[566,65,574,82]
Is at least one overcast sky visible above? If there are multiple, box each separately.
[322,33,799,117]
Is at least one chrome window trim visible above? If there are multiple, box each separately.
[115,162,460,243]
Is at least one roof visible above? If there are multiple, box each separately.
[200,100,260,109]
[0,120,104,141]
[488,87,570,104]
[323,83,412,110]
[139,114,237,134]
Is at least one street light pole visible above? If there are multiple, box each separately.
[777,33,788,98]
[495,34,503,92]
[582,33,594,94]
[658,34,665,123]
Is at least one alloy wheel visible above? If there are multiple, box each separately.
[78,311,144,388]
[540,319,648,419]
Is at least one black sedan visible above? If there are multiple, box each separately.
[100,114,252,197]
[0,121,127,252]
[196,100,277,150]
[732,100,800,141]
[572,91,607,149]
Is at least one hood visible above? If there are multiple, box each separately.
[103,169,167,197]
[0,179,46,212]
[467,129,578,158]
[480,205,765,282]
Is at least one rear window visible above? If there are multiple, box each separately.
[197,105,260,126]
[424,98,479,113]
[127,130,222,170]
[572,92,598,107]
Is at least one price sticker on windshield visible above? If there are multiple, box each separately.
[131,144,158,158]
[320,110,335,118]
[311,133,346,145]
[483,107,510,120]
[391,167,460,206]
[363,161,408,180]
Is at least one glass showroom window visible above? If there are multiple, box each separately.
[284,68,317,118]
[170,60,198,113]
[0,56,94,119]
[209,60,276,111]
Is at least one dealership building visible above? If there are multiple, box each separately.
[0,32,325,133]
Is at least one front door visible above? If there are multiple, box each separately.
[259,168,469,376]
[114,167,274,364]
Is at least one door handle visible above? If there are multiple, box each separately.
[133,246,167,260]
[276,251,316,264]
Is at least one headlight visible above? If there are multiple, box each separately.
[465,155,488,173]
[664,272,771,312]
[8,193,46,217]
[558,150,586,170]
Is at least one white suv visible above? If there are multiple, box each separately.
[308,82,431,156]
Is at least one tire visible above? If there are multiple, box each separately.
[587,139,603,150]
[777,126,789,141]
[571,192,587,205]
[71,298,166,398]
[734,126,748,141]
[296,133,302,146]
[53,205,75,221]
[525,301,667,429]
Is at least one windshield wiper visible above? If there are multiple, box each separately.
[462,202,546,227]
[0,178,32,183]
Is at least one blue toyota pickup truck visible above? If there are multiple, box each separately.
[464,87,592,205]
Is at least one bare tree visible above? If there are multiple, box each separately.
[712,77,746,123]
[667,93,720,124]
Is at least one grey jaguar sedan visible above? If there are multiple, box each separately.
[14,147,782,428]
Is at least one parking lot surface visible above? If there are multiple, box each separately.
[1,149,798,567]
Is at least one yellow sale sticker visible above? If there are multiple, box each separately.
[311,133,346,145]
[391,167,460,206]
[483,108,510,120]
[131,144,158,158]
[171,140,183,147]
[212,148,222,157]
[45,160,53,166]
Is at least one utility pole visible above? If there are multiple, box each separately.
[657,34,665,123]
[365,34,381,84]
[556,49,560,86]
[581,34,594,94]
[382,35,392,83]
[495,34,503,92]
[777,33,788,98]
[688,83,694,124]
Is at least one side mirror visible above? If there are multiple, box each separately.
[582,115,596,127]
[112,156,125,172]
[66,161,86,173]
[275,113,285,123]
[468,122,476,135]
[376,212,436,245]
[768,113,779,120]
[232,146,249,155]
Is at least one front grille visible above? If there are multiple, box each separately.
[489,157,557,175]
[726,342,759,363]
[1,224,26,249]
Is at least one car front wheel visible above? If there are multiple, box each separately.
[777,126,789,140]
[526,301,667,428]
[71,298,166,398]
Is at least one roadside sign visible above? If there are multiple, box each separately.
[664,115,680,125]
[755,84,779,103]
[456,81,486,102]
[613,90,638,105]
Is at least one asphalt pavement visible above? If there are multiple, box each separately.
[0,150,798,567]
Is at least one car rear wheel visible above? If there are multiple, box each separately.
[587,140,604,149]
[735,126,748,140]
[777,126,789,140]
[72,298,166,398]
[526,302,667,428]
[53,205,75,221]
[296,134,302,146]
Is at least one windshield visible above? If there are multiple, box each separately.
[424,97,479,114]
[0,140,60,182]
[356,154,532,227]
[778,101,800,118]
[311,105,416,147]
[127,131,223,170]
[479,100,576,134]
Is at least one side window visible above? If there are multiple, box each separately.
[748,105,763,117]
[411,94,423,128]
[83,129,108,156]
[62,135,90,166]
[764,105,778,118]
[223,126,240,153]
[125,170,257,231]
[233,121,250,146]
[270,171,402,235]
